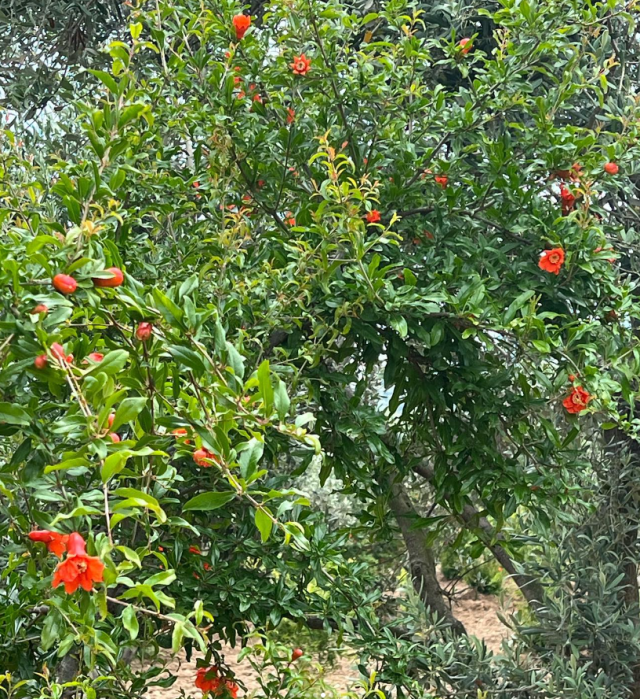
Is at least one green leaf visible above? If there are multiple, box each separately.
[238,439,264,480]
[255,507,273,543]
[122,605,139,640]
[145,570,176,587]
[118,104,146,128]
[101,451,132,482]
[152,288,183,326]
[504,290,535,323]
[273,379,290,421]
[41,611,61,651]
[225,342,245,379]
[167,345,206,375]
[85,350,129,376]
[179,274,199,298]
[101,448,165,482]
[183,491,236,512]
[257,360,274,412]
[0,403,30,425]
[112,397,147,431]
[390,315,408,339]
[88,69,120,95]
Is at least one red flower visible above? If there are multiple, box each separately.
[285,212,296,226]
[435,174,448,188]
[32,304,48,315]
[291,54,311,76]
[365,210,381,223]
[195,668,238,697]
[28,530,69,558]
[562,386,592,414]
[604,162,619,175]
[108,432,121,443]
[189,545,202,555]
[52,533,104,593]
[458,38,472,54]
[173,428,188,437]
[560,184,576,215]
[34,354,48,370]
[538,247,565,274]
[196,667,219,692]
[232,14,251,40]
[287,107,296,124]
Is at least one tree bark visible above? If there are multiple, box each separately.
[388,472,466,635]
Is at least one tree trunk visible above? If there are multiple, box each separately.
[388,472,466,635]
[458,503,545,612]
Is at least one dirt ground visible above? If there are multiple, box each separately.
[147,580,516,698]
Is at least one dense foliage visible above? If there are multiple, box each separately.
[3,0,640,697]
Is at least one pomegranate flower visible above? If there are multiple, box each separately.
[232,14,251,40]
[538,247,565,274]
[291,54,311,76]
[560,184,576,215]
[195,667,239,697]
[52,532,104,594]
[28,530,69,558]
[563,386,593,414]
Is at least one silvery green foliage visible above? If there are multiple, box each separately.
[296,456,357,528]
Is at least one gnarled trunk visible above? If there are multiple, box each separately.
[388,473,466,636]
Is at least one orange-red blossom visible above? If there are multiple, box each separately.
[52,532,104,593]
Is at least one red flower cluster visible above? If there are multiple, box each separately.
[232,14,251,40]
[563,386,592,414]
[435,174,448,188]
[52,532,104,594]
[195,667,239,697]
[365,210,381,224]
[538,247,565,274]
[291,54,311,76]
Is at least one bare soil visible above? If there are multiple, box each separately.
[147,581,516,698]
